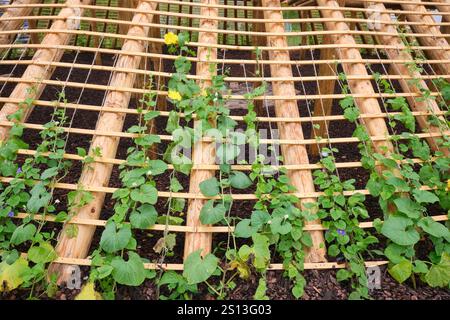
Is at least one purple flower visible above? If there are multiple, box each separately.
[16,167,22,174]
[337,229,346,236]
[7,211,14,217]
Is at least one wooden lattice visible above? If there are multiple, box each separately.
[0,0,448,288]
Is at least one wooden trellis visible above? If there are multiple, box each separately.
[0,0,448,285]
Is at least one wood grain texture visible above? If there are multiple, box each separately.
[50,0,158,284]
[0,0,93,142]
[261,0,326,263]
[310,34,337,157]
[0,0,40,45]
[401,0,450,75]
[183,0,219,260]
[365,2,448,155]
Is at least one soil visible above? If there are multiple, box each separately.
[0,49,448,300]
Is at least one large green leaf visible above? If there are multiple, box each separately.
[388,260,412,283]
[412,189,439,204]
[393,197,423,219]
[229,171,252,189]
[183,250,218,284]
[130,184,158,204]
[10,224,36,245]
[99,222,132,253]
[252,234,270,270]
[417,217,450,239]
[27,242,57,264]
[199,177,220,197]
[234,219,253,238]
[111,252,146,286]
[381,215,420,246]
[425,253,450,287]
[199,200,226,224]
[130,204,157,229]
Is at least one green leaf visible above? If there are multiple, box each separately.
[199,177,220,197]
[270,216,292,235]
[111,252,146,286]
[252,234,270,270]
[0,257,30,292]
[417,217,450,238]
[229,171,252,189]
[292,276,306,299]
[254,278,269,300]
[381,215,420,246]
[425,253,450,287]
[27,242,57,264]
[11,224,36,245]
[27,183,51,214]
[130,184,158,204]
[130,204,157,229]
[393,197,423,219]
[412,189,439,204]
[336,269,352,282]
[388,260,412,283]
[234,219,253,238]
[40,167,59,180]
[217,143,240,164]
[183,250,218,285]
[413,260,429,274]
[99,222,132,253]
[199,200,226,224]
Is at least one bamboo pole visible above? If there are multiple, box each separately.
[0,0,93,142]
[310,34,337,157]
[401,0,450,75]
[49,0,158,284]
[261,0,326,263]
[0,0,40,45]
[365,2,448,155]
[183,0,219,260]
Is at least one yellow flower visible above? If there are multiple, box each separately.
[200,89,207,97]
[164,32,178,46]
[447,179,450,191]
[168,90,182,101]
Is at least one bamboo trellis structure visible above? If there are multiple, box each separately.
[0,0,448,285]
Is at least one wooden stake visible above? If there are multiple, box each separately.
[401,0,450,75]
[0,0,40,45]
[0,0,93,142]
[366,2,448,155]
[183,0,219,260]
[310,34,337,157]
[50,0,158,284]
[261,0,326,263]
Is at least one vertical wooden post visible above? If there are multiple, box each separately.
[0,0,93,142]
[401,0,450,75]
[316,0,395,156]
[0,0,40,45]
[183,0,219,260]
[50,0,158,284]
[310,34,337,157]
[252,0,267,115]
[435,0,450,42]
[261,0,326,263]
[365,2,448,155]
